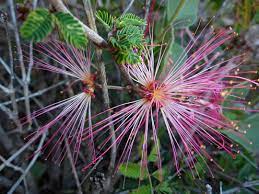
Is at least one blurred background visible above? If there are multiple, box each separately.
[0,0,258,193]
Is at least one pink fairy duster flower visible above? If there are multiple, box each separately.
[24,41,95,164]
[81,27,258,178]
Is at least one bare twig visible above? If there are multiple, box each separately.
[0,125,14,152]
[220,181,223,194]
[215,169,259,193]
[0,177,24,194]
[26,0,38,83]
[107,85,126,90]
[0,155,24,174]
[122,0,135,15]
[0,104,23,129]
[1,10,22,130]
[83,1,117,192]
[80,157,103,185]
[0,84,11,93]
[0,56,11,74]
[65,140,83,194]
[206,184,212,194]
[8,0,32,127]
[0,57,24,86]
[222,180,259,194]
[117,64,136,87]
[7,132,46,194]
[48,0,107,47]
[0,130,42,172]
[0,80,67,106]
[144,0,152,22]
[96,84,128,91]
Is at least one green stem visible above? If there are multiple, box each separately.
[159,0,186,39]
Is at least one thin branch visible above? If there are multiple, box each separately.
[80,157,103,185]
[206,184,212,194]
[0,57,24,86]
[0,80,67,106]
[214,169,258,193]
[8,0,32,127]
[117,64,136,87]
[0,104,23,130]
[122,0,135,15]
[83,1,117,192]
[159,0,186,38]
[0,130,43,172]
[96,84,127,91]
[107,85,127,90]
[65,140,83,194]
[0,177,24,194]
[144,0,152,22]
[48,0,108,47]
[0,84,11,93]
[144,0,156,36]
[0,56,11,74]
[0,155,24,174]
[0,10,22,130]
[7,132,47,194]
[0,125,14,152]
[222,180,259,194]
[26,1,38,83]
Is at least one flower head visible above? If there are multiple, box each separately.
[24,41,95,164]
[82,27,258,178]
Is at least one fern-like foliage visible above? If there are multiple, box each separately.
[96,10,146,64]
[20,8,54,42]
[109,26,143,50]
[95,10,114,30]
[20,9,88,49]
[116,13,146,28]
[115,26,144,49]
[54,12,88,49]
[115,51,142,65]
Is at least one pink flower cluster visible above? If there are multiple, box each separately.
[25,26,258,177]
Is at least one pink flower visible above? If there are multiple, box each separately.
[24,41,95,164]
[82,27,258,178]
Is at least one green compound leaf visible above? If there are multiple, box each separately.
[119,162,148,179]
[54,12,87,49]
[115,25,144,49]
[20,8,54,42]
[99,11,145,65]
[96,10,114,30]
[117,13,146,28]
[115,51,142,64]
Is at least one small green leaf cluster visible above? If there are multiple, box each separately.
[20,8,87,49]
[96,10,146,64]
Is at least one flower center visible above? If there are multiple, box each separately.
[143,81,166,103]
[152,89,165,101]
[82,73,96,97]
